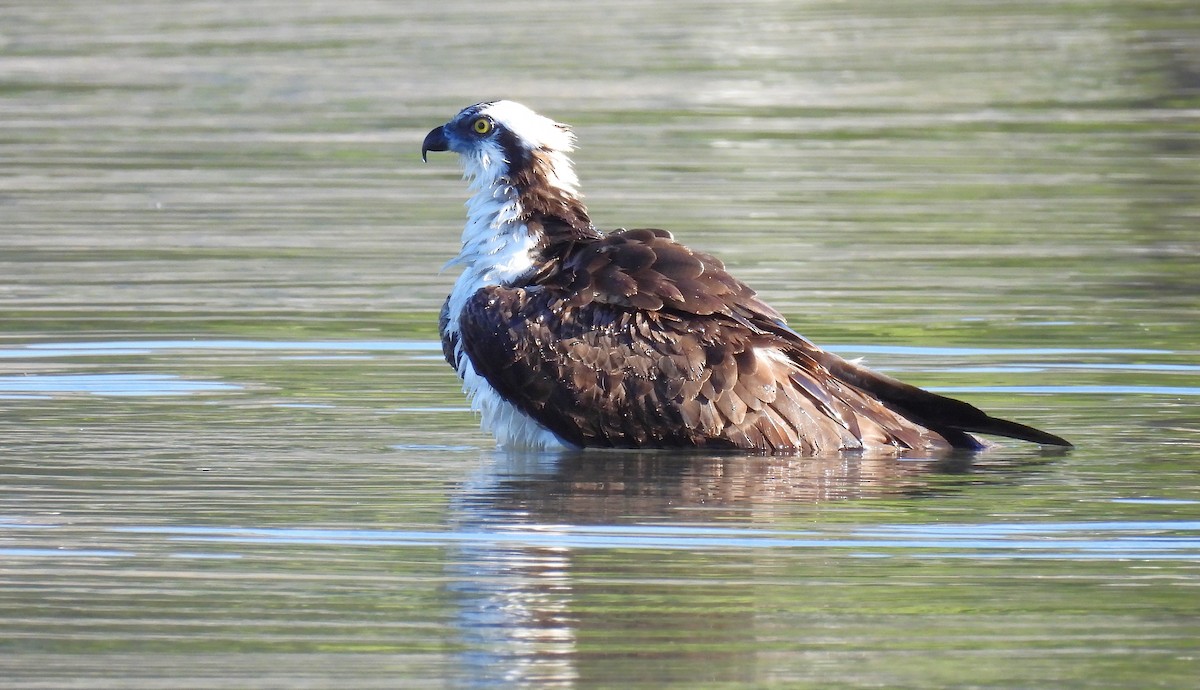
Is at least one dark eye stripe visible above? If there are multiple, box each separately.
[495,127,531,170]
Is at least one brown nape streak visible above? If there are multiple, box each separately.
[510,148,594,236]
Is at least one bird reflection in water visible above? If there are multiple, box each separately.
[441,448,1012,686]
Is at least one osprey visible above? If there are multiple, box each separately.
[421,101,1071,454]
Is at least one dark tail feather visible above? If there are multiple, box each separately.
[819,352,1073,449]
[964,413,1074,448]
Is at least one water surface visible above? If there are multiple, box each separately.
[2,1,1199,688]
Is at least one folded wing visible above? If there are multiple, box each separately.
[451,227,1071,453]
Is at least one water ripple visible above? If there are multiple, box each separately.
[64,520,1200,561]
[932,385,1200,396]
[0,373,241,396]
[0,339,441,359]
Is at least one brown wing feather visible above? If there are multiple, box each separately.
[457,283,950,453]
[561,228,786,323]
[452,227,1069,452]
[811,348,1073,448]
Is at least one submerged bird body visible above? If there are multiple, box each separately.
[422,101,1070,454]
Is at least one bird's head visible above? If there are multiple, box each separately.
[421,101,580,196]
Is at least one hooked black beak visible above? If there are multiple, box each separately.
[421,125,449,162]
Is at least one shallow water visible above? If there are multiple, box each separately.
[2,1,1199,688]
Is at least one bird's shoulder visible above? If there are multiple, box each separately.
[541,226,785,323]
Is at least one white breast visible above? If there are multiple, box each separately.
[442,188,574,452]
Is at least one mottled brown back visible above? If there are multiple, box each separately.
[447,229,985,453]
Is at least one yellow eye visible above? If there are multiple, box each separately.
[472,117,493,135]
